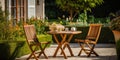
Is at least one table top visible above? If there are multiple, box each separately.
[47,31,82,34]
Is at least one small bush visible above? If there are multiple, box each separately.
[116,39,120,60]
[0,40,25,60]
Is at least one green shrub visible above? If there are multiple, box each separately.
[110,16,120,31]
[0,40,25,60]
[0,5,26,60]
[0,34,52,60]
[116,39,120,60]
[0,6,15,41]
[26,17,47,34]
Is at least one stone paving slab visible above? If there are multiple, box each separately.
[16,43,117,60]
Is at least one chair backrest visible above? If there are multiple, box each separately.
[23,25,39,45]
[86,24,102,43]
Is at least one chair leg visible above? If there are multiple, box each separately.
[27,53,38,60]
[27,47,39,60]
[87,44,99,57]
[87,50,92,57]
[38,43,49,59]
[77,41,99,57]
[42,44,48,59]
[78,48,83,56]
[38,50,48,59]
[33,53,39,60]
[93,50,99,57]
[78,43,86,56]
[78,43,82,56]
[27,52,33,60]
[87,50,99,57]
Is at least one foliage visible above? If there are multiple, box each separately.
[110,16,120,31]
[88,15,95,23]
[0,6,15,40]
[26,17,47,34]
[116,39,120,60]
[0,5,26,60]
[94,17,110,23]
[8,19,25,40]
[56,0,104,20]
[0,40,25,60]
[0,4,25,41]
[78,13,88,24]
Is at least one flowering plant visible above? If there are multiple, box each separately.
[49,23,65,32]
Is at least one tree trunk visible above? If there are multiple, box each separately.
[83,10,87,25]
[69,10,73,22]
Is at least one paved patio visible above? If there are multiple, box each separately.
[16,43,117,60]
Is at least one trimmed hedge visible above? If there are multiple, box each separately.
[0,41,25,60]
[45,26,115,43]
[0,34,52,60]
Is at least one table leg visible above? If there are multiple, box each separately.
[53,44,67,58]
[53,34,67,59]
[66,42,74,56]
[60,34,74,56]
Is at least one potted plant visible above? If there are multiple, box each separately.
[110,16,120,42]
[110,16,120,60]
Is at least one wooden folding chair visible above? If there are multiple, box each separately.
[75,24,102,57]
[23,25,51,60]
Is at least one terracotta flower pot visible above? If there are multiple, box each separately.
[112,30,120,42]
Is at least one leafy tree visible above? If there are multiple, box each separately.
[56,0,104,21]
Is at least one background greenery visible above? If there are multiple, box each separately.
[45,0,120,18]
